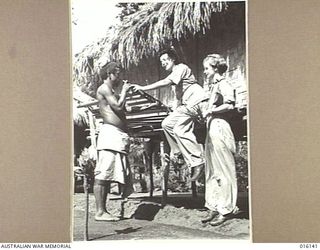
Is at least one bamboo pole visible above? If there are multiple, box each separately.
[146,150,154,197]
[82,109,97,241]
[160,141,169,206]
[87,111,97,160]
[149,150,154,197]
[143,140,154,197]
[83,174,89,241]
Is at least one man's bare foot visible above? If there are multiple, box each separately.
[95,212,120,222]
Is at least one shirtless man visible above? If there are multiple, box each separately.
[94,62,132,221]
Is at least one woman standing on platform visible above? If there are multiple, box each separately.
[201,54,238,226]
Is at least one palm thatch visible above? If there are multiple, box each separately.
[73,2,229,95]
[111,2,228,68]
[73,26,119,98]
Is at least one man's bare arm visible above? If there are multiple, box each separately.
[99,84,131,112]
[132,78,172,92]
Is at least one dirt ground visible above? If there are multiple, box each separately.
[73,191,250,241]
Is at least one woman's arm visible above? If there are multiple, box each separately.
[206,79,235,116]
[204,103,234,118]
[210,103,234,114]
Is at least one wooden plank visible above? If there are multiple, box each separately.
[128,118,165,123]
[77,100,99,108]
[126,99,150,105]
[128,130,164,138]
[126,104,168,113]
[126,112,168,119]
[87,110,97,160]
[128,120,163,124]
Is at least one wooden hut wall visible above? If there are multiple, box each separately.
[122,56,161,99]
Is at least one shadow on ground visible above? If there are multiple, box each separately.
[73,191,250,240]
[126,191,249,220]
[132,203,162,220]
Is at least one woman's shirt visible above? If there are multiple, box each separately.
[208,74,235,107]
[208,74,235,121]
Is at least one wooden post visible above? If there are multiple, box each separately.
[87,110,97,160]
[143,139,154,197]
[83,174,89,241]
[83,109,96,241]
[191,178,197,198]
[160,141,169,206]
[148,150,154,197]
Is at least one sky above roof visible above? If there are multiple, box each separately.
[71,0,121,55]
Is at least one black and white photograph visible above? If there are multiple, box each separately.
[72,0,249,241]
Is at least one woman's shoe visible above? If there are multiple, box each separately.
[209,214,228,226]
[201,210,219,223]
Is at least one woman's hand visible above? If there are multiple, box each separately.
[203,105,217,118]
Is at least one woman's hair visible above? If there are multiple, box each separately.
[99,61,120,80]
[159,47,180,64]
[203,54,228,75]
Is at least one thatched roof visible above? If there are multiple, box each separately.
[110,2,228,67]
[73,26,118,97]
[73,2,229,95]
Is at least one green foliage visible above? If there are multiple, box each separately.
[74,147,95,193]
[128,137,145,165]
[235,141,248,192]
[74,138,248,194]
[167,169,190,193]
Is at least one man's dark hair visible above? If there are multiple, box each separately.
[159,48,180,64]
[99,61,121,80]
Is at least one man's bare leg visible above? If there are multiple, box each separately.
[94,180,108,216]
[94,180,119,221]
